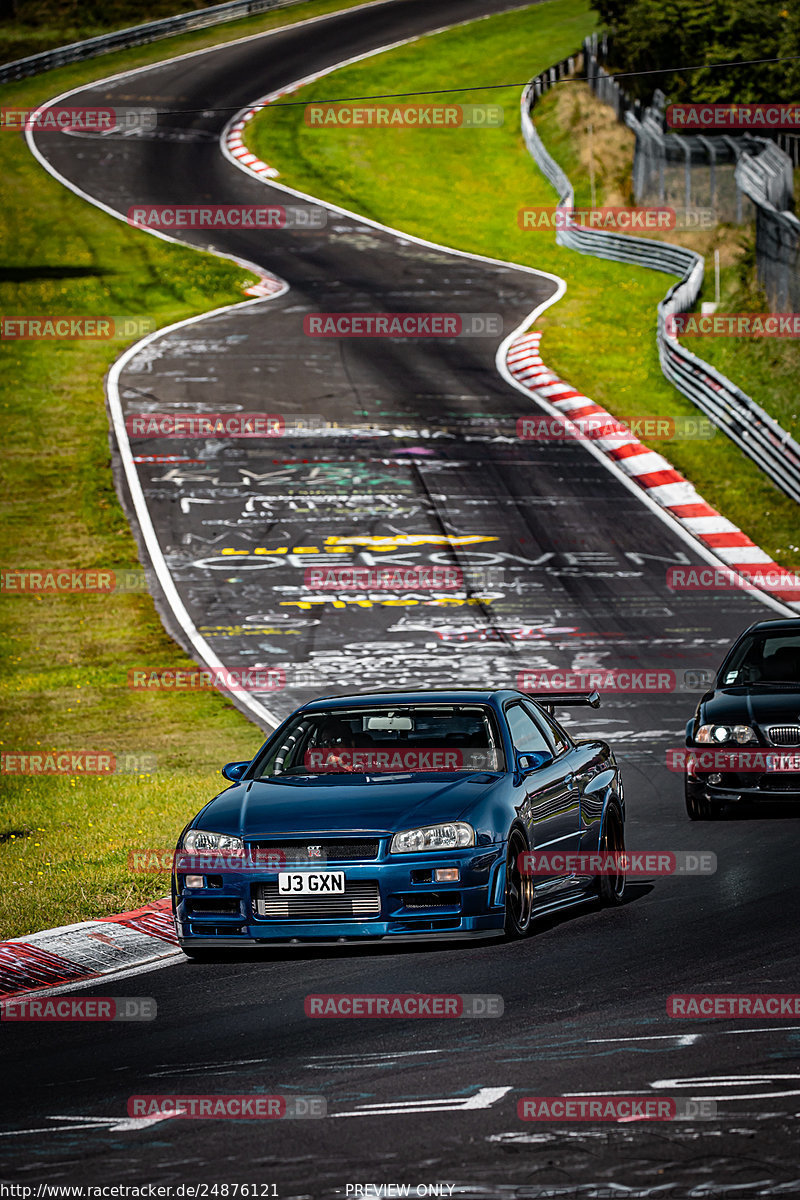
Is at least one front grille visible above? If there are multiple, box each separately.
[767,726,800,746]
[248,839,380,862]
[758,773,800,792]
[253,881,381,919]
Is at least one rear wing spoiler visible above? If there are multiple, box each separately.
[525,691,601,713]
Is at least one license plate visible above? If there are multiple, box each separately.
[277,870,346,895]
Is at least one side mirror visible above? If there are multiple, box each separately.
[518,750,553,773]
[221,760,249,783]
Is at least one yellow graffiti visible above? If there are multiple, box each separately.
[280,596,497,609]
[221,534,497,556]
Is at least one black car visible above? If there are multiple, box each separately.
[685,618,800,819]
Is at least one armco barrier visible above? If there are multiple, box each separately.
[521,60,800,506]
[0,0,306,84]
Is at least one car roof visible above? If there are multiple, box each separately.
[298,689,522,712]
[740,618,800,634]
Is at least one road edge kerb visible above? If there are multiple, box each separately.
[0,897,180,1003]
[505,332,800,610]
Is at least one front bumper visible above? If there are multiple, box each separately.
[686,770,800,802]
[173,843,506,944]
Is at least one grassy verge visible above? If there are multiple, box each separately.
[0,0,367,940]
[246,0,800,570]
[0,0,373,102]
[2,0,226,64]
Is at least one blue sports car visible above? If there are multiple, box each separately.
[172,689,626,955]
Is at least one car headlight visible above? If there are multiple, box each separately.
[695,724,756,745]
[182,829,244,854]
[390,822,475,854]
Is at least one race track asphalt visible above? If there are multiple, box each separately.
[4,2,799,1194]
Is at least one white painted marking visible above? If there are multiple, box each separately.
[651,1073,800,1099]
[0,1111,182,1137]
[331,1086,511,1118]
[617,452,672,477]
[715,546,773,564]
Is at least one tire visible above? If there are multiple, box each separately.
[504,828,534,938]
[597,804,626,905]
[685,780,721,820]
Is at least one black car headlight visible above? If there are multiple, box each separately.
[390,822,475,854]
[695,724,756,745]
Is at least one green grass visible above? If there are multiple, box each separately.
[0,0,374,94]
[0,0,369,940]
[2,0,230,64]
[694,240,800,447]
[246,0,800,570]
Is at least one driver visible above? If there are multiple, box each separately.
[313,717,357,773]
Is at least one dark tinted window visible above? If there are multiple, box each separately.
[527,702,571,756]
[721,631,800,684]
[505,703,552,754]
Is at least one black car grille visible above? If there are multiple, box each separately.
[247,839,380,862]
[767,726,800,746]
[758,773,800,792]
[253,881,381,919]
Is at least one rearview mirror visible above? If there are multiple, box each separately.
[518,750,553,772]
[221,760,249,782]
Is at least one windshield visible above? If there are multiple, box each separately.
[253,704,504,777]
[720,631,800,685]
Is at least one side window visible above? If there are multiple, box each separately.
[505,703,552,754]
[526,702,571,756]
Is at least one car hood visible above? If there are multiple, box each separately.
[700,686,800,729]
[193,772,502,837]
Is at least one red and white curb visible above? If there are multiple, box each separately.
[507,331,800,608]
[0,898,180,1002]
